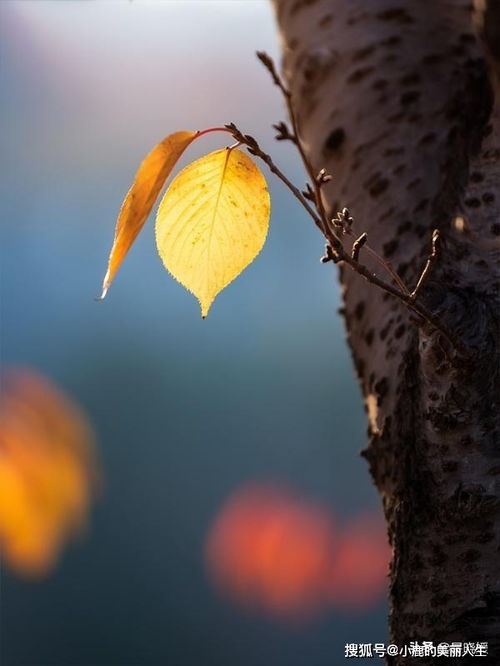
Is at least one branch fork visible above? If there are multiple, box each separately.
[228,53,468,358]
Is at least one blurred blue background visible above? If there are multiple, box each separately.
[0,1,386,664]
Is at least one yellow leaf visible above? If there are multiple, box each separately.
[155,148,270,317]
[101,130,197,298]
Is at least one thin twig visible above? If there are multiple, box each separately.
[196,126,233,139]
[332,208,409,294]
[257,51,413,298]
[257,51,332,236]
[339,247,465,354]
[273,121,297,144]
[411,229,441,300]
[226,104,467,356]
[361,243,410,295]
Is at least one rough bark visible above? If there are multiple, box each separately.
[271,1,500,663]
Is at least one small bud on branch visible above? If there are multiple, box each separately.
[351,233,368,261]
[226,54,470,358]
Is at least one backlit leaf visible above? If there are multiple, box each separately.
[100,130,197,298]
[155,148,270,317]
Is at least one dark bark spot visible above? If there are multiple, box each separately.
[422,53,443,65]
[400,90,420,106]
[413,198,429,213]
[347,13,367,26]
[376,8,413,24]
[482,192,495,204]
[427,408,460,431]
[372,78,388,90]
[491,223,500,236]
[365,328,375,346]
[393,164,405,175]
[383,239,399,257]
[379,206,395,222]
[465,197,481,208]
[407,178,421,190]
[290,0,319,17]
[353,131,391,155]
[379,322,392,341]
[318,14,333,28]
[368,175,389,198]
[470,171,484,183]
[324,127,345,153]
[303,67,315,82]
[398,262,409,277]
[399,72,421,86]
[375,377,389,404]
[347,66,374,84]
[394,323,406,339]
[363,171,389,197]
[352,45,375,61]
[442,460,459,472]
[419,132,437,146]
[384,146,405,156]
[354,356,365,380]
[380,34,401,47]
[354,300,365,320]
[397,221,412,234]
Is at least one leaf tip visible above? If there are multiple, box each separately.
[200,300,212,319]
[96,285,108,301]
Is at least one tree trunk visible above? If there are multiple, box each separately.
[271,1,500,663]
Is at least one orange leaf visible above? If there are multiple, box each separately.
[0,369,97,578]
[100,130,197,298]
